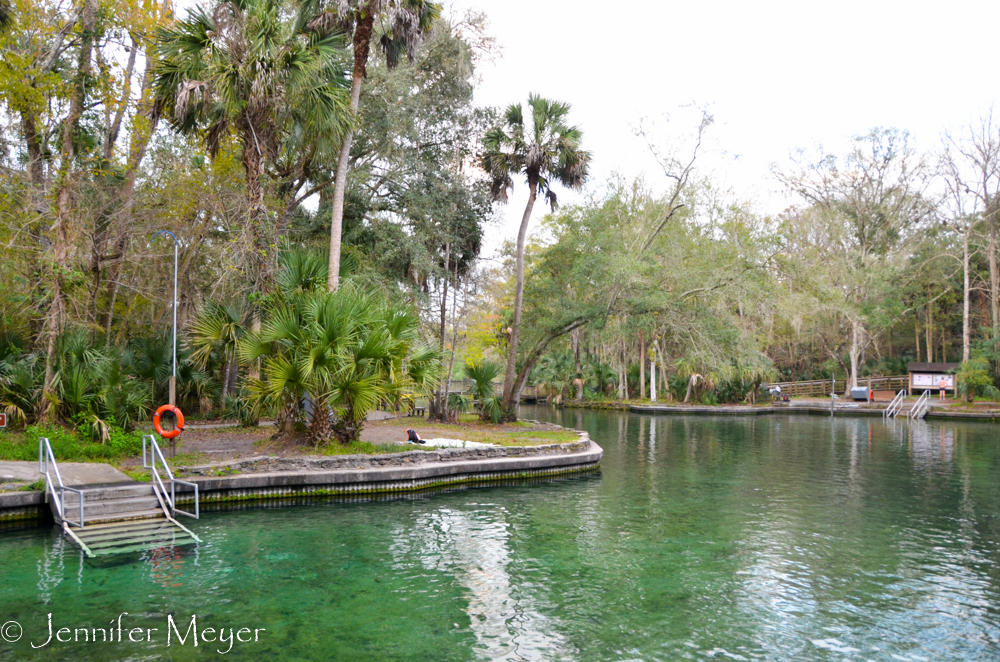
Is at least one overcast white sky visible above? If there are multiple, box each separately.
[452,0,1000,258]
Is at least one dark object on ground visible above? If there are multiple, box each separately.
[406,429,425,444]
[850,387,870,402]
[871,390,897,402]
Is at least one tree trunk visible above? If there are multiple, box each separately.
[990,203,999,341]
[963,233,971,363]
[617,340,626,400]
[500,180,538,417]
[649,348,656,402]
[99,24,168,341]
[639,332,646,399]
[442,266,461,423]
[683,374,701,404]
[22,110,45,205]
[925,296,934,363]
[848,319,861,391]
[40,0,97,422]
[436,242,449,420]
[654,336,668,400]
[572,328,583,402]
[89,37,139,322]
[914,315,921,363]
[328,13,373,292]
[241,129,273,292]
[508,319,587,408]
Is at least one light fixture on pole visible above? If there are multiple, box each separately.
[153,230,179,406]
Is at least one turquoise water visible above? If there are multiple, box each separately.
[2,407,1000,661]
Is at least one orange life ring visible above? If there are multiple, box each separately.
[153,404,184,439]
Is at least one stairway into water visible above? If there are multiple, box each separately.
[57,482,199,557]
[40,435,201,558]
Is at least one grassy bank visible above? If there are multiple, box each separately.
[363,415,580,446]
[0,425,145,464]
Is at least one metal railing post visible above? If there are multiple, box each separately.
[144,434,198,520]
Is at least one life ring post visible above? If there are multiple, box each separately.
[153,404,184,458]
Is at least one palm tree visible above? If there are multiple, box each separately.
[0,1,12,31]
[152,0,352,291]
[533,349,575,404]
[481,95,590,418]
[462,359,503,423]
[188,300,251,399]
[241,285,439,443]
[316,0,441,292]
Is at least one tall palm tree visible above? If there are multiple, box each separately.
[152,0,352,292]
[315,0,440,292]
[481,94,590,418]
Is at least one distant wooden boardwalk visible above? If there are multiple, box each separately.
[764,375,908,397]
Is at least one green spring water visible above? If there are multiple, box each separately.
[1,407,998,661]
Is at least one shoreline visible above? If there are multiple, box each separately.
[546,399,1000,421]
[0,429,603,523]
[627,403,1000,421]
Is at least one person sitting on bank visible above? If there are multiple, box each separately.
[406,429,425,444]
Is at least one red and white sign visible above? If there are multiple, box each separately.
[0,412,6,428]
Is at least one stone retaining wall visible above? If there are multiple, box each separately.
[178,436,592,477]
[0,491,46,522]
[174,434,602,504]
[1,431,602,520]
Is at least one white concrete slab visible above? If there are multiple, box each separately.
[0,461,133,486]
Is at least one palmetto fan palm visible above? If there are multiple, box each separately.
[240,284,439,444]
[188,299,251,398]
[533,350,576,403]
[461,359,503,423]
[481,94,590,417]
[0,348,40,427]
[0,0,12,31]
[152,0,353,290]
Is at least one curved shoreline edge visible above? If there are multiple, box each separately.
[0,432,603,523]
[627,404,1000,421]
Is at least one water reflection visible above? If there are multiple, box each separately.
[4,409,1000,662]
[391,507,574,661]
[907,421,956,468]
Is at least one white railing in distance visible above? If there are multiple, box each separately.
[909,390,931,420]
[38,437,86,528]
[884,390,906,419]
[142,435,199,519]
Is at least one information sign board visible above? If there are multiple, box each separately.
[913,373,953,389]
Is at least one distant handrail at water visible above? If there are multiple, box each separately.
[884,390,906,419]
[909,390,931,420]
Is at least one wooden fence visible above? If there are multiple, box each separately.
[765,375,909,397]
[443,377,907,400]
[435,381,540,401]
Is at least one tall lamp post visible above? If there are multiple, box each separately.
[153,231,178,406]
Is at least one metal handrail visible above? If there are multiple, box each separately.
[143,435,199,519]
[38,437,85,528]
[909,390,931,420]
[884,390,906,418]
